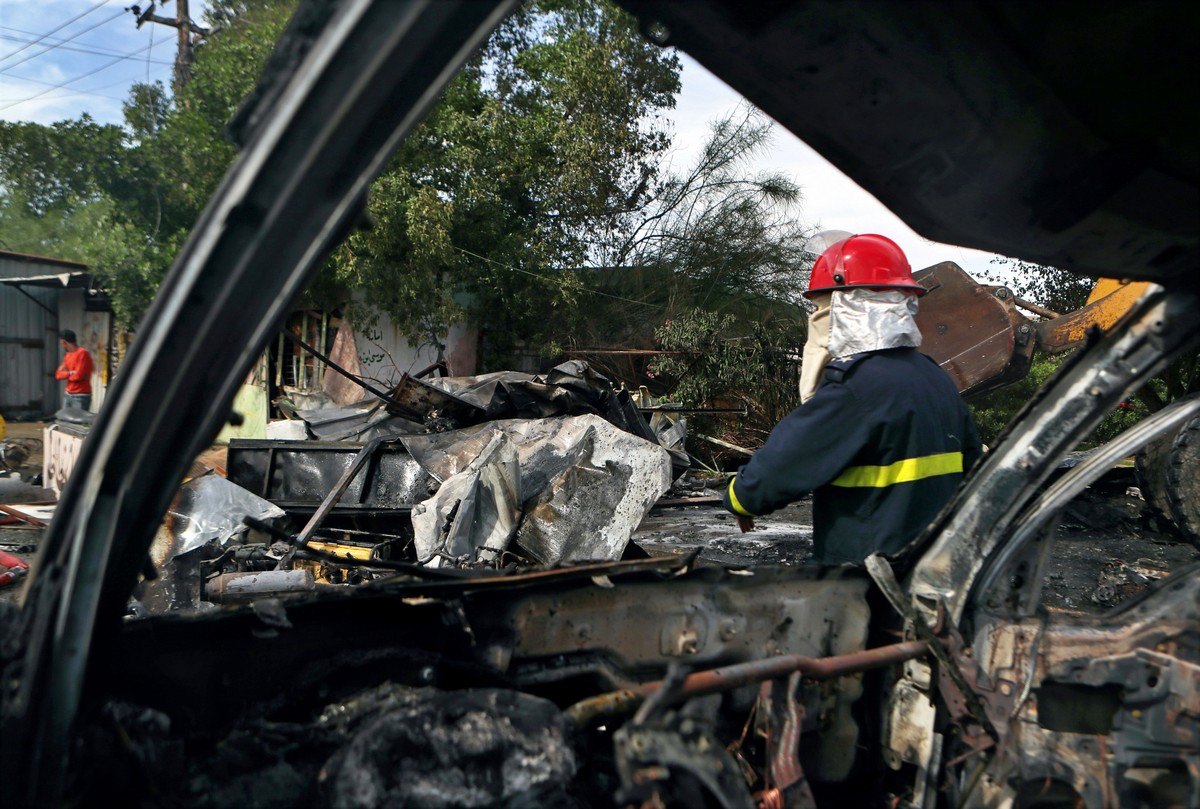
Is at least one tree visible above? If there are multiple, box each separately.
[0,115,154,324]
[604,106,811,306]
[330,0,681,364]
[0,116,125,217]
[980,256,1093,315]
[1,0,817,371]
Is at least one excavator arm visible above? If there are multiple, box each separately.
[914,266,1200,547]
[913,261,1149,397]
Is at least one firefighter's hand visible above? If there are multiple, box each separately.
[736,515,754,533]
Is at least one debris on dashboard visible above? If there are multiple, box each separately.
[142,363,678,612]
[407,414,671,567]
[141,472,289,613]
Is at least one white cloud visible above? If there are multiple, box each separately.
[0,0,185,125]
[0,6,1003,284]
[671,54,1003,279]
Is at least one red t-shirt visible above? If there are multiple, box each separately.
[56,346,94,394]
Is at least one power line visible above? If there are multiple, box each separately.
[0,30,173,68]
[0,8,129,74]
[0,72,168,105]
[0,1,118,68]
[0,38,160,113]
[454,246,665,311]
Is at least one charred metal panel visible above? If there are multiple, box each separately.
[226,439,436,514]
[383,372,488,426]
[490,566,873,783]
[964,562,1200,808]
[99,562,875,785]
[1035,681,1122,734]
[141,473,287,613]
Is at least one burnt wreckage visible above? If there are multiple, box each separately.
[2,2,1198,808]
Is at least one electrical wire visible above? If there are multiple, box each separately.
[0,0,115,67]
[0,73,163,105]
[0,38,160,114]
[453,245,665,311]
[0,7,127,74]
[0,29,172,66]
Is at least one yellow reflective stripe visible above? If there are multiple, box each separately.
[727,477,755,516]
[830,452,963,488]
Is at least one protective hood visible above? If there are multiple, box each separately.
[799,293,832,403]
[800,288,922,402]
[828,288,921,358]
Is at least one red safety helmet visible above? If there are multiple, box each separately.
[804,231,925,298]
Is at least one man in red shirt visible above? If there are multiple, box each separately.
[55,329,94,411]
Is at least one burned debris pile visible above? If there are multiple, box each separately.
[139,361,686,614]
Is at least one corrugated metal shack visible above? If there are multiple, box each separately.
[0,250,113,416]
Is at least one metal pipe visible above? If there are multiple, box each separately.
[566,640,928,728]
[205,569,316,602]
[1012,297,1061,320]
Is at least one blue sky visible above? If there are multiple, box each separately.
[0,0,182,124]
[0,0,1000,276]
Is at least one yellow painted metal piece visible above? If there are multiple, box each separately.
[1037,278,1151,353]
[307,539,374,560]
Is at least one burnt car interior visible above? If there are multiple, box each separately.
[1,1,1197,808]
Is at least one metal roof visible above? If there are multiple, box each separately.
[0,250,92,287]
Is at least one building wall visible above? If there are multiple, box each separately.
[354,317,479,384]
[0,284,58,415]
[57,289,110,412]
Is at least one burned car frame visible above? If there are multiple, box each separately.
[2,1,1197,808]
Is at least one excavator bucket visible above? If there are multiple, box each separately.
[913,262,1036,397]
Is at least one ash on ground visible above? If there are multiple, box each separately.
[633,468,1200,616]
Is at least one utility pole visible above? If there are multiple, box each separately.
[129,1,210,92]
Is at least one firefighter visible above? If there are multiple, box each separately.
[723,232,982,565]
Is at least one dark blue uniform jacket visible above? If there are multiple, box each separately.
[723,348,982,565]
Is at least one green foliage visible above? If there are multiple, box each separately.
[569,107,812,365]
[0,0,810,372]
[0,1,291,327]
[0,116,126,216]
[652,307,805,448]
[979,256,1093,314]
[606,107,810,305]
[967,351,1195,450]
[967,355,1063,446]
[331,0,681,365]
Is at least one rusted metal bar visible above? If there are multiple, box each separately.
[1011,297,1060,320]
[0,504,48,528]
[566,640,928,728]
